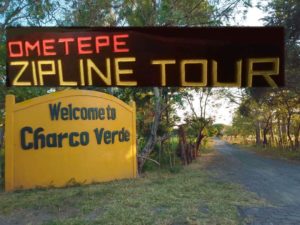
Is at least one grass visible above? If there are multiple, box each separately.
[0,158,265,225]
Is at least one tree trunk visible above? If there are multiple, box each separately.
[263,114,273,147]
[263,127,268,147]
[138,87,161,173]
[277,117,283,147]
[255,121,261,145]
[195,128,205,156]
[294,123,300,150]
[287,113,294,149]
[282,116,288,147]
[270,122,275,147]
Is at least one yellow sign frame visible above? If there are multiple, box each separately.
[5,90,137,191]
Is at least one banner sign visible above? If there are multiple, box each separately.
[7,27,284,87]
[5,90,137,191]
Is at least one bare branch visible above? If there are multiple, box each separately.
[137,155,160,166]
[186,95,198,118]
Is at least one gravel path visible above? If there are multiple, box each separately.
[211,139,300,225]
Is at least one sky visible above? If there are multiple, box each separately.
[238,0,266,26]
[177,1,266,125]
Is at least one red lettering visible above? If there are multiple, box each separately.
[95,36,109,53]
[25,41,41,56]
[113,34,129,53]
[78,37,93,54]
[8,41,23,57]
[58,38,74,55]
[43,39,56,56]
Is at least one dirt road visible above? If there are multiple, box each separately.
[211,139,300,225]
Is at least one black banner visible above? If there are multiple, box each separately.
[6,27,284,87]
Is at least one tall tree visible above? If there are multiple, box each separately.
[262,0,300,86]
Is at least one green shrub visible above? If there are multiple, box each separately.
[169,165,183,174]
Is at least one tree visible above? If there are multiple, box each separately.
[263,0,300,43]
[262,0,300,86]
[210,0,252,24]
[0,0,63,40]
[119,0,215,26]
[211,123,225,137]
[232,88,300,150]
[271,89,300,149]
[232,112,254,141]
[182,88,217,155]
[62,0,119,26]
[0,0,63,122]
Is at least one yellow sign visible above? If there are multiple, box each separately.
[5,90,137,191]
